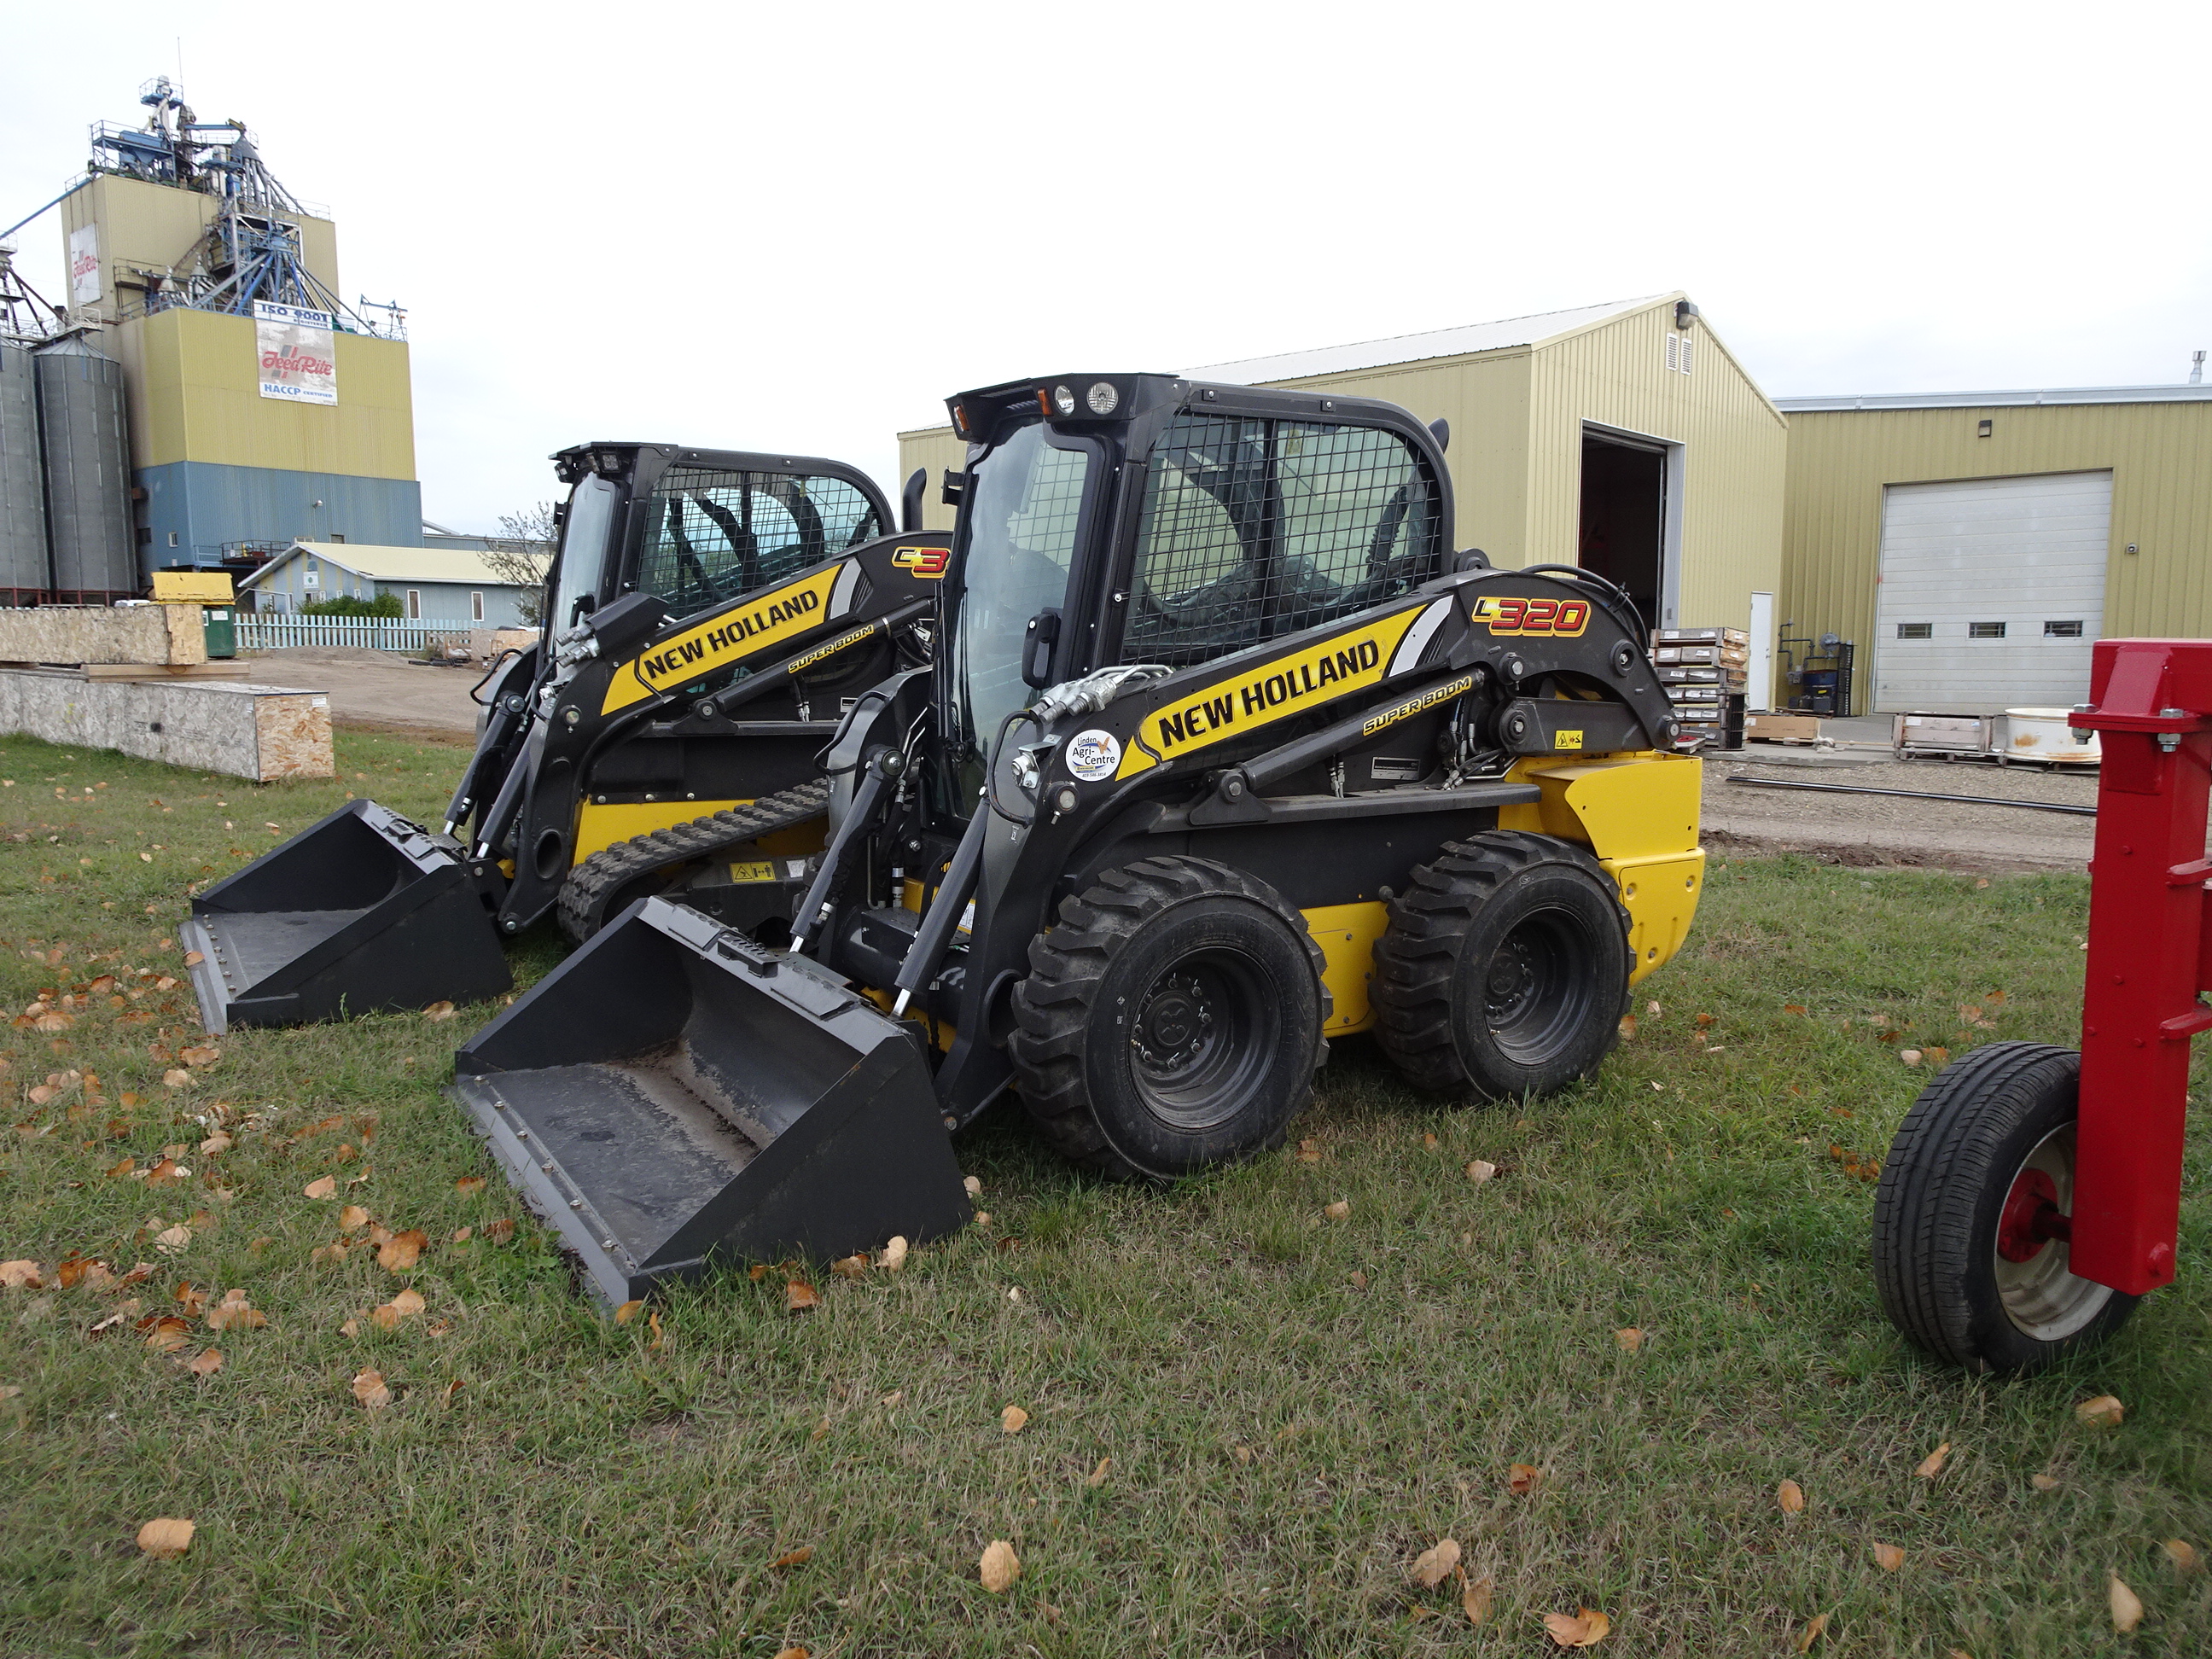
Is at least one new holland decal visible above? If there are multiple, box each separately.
[1471,593,1592,637]
[1115,605,1429,778]
[602,563,845,713]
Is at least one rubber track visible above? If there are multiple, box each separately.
[1368,830,1627,1095]
[1009,856,1330,1180]
[1869,1039,2076,1371]
[555,778,831,945]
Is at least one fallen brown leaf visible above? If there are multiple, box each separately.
[1915,1441,1952,1479]
[1324,1199,1350,1220]
[485,1218,515,1244]
[451,1226,471,1243]
[376,1229,428,1272]
[352,1368,393,1411]
[142,1315,192,1353]
[1465,1159,1498,1184]
[1421,1131,1440,1150]
[1086,1456,1110,1487]
[646,1309,665,1350]
[2075,1394,2124,1428]
[0,1260,44,1289]
[454,1175,484,1194]
[1508,1463,1541,1495]
[183,1347,223,1378]
[1295,1138,1322,1163]
[1409,1536,1461,1588]
[2030,1472,2061,1492]
[179,1046,219,1068]
[963,1175,982,1197]
[1899,1049,1923,1068]
[422,1001,457,1022]
[1796,1610,1830,1651]
[136,1517,195,1559]
[1462,1572,1493,1625]
[784,1280,818,1313]
[614,1299,644,1324]
[303,1176,337,1200]
[197,1131,232,1155]
[171,1282,207,1317]
[1543,1606,1610,1647]
[161,1068,193,1089]
[772,1650,808,1659]
[830,1254,869,1278]
[338,1204,370,1232]
[2163,1538,2201,1573]
[1872,1542,1905,1572]
[878,1235,909,1271]
[153,1225,192,1255]
[770,1545,813,1569]
[979,1538,1020,1593]
[2110,1574,2144,1632]
[1617,1014,1637,1040]
[1001,1404,1030,1435]
[1778,1479,1805,1513]
[1614,1326,1644,1353]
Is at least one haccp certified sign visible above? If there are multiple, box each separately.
[1064,729,1121,782]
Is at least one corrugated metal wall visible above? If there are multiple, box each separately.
[1782,401,2212,652]
[34,337,136,594]
[1526,307,1788,633]
[0,344,47,591]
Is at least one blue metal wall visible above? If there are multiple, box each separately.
[137,459,422,571]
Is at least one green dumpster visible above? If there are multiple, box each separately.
[202,606,236,660]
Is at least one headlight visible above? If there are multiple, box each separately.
[1052,384,1076,416]
[1086,381,1119,416]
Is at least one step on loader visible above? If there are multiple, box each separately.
[453,373,1708,1304]
[185,444,952,1031]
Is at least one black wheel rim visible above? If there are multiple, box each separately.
[1127,946,1277,1131]
[1480,906,1599,1065]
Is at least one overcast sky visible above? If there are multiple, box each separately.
[3,1,2205,533]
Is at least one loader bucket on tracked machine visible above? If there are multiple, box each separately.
[182,800,512,1033]
[449,895,970,1306]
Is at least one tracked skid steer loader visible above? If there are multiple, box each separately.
[185,443,953,1032]
[452,374,1708,1305]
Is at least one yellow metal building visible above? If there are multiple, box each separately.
[901,293,1788,703]
[1778,387,2212,712]
[58,167,418,566]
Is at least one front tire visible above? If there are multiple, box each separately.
[1871,1041,2136,1373]
[1009,857,1329,1179]
[1370,831,1633,1098]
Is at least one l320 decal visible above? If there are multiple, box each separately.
[1472,594,1592,637]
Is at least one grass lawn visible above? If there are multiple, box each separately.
[1,731,2207,1658]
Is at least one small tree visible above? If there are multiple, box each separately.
[481,503,556,626]
[300,592,403,618]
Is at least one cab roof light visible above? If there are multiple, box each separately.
[952,403,969,437]
[1036,388,1053,417]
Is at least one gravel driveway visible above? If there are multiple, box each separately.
[1703,750,2100,871]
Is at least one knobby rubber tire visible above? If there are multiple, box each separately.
[555,778,830,945]
[1370,830,1632,1098]
[1008,856,1330,1180]
[1871,1040,2136,1374]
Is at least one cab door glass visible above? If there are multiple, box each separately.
[637,468,884,616]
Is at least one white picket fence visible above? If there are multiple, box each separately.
[235,615,469,653]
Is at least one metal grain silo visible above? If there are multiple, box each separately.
[35,335,135,597]
[0,341,46,597]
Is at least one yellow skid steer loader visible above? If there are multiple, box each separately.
[184,444,952,1031]
[451,375,1707,1303]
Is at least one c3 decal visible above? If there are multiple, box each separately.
[892,544,952,579]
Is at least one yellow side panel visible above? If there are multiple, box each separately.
[571,798,830,864]
[860,985,957,1051]
[1302,900,1388,1035]
[1496,750,1705,983]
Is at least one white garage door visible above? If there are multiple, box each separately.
[1873,470,2111,713]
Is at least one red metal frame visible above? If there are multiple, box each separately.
[2070,638,2212,1295]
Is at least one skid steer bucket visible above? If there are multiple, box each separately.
[450,896,970,1306]
[182,800,511,1033]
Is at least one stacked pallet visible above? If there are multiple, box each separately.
[1652,626,1748,750]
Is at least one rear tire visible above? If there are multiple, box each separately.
[1009,857,1329,1179]
[1370,830,1632,1098]
[1872,1041,2136,1373]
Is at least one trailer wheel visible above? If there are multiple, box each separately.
[1370,831,1631,1098]
[1010,857,1330,1179]
[1871,1041,2136,1373]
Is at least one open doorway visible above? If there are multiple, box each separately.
[1577,429,1668,631]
